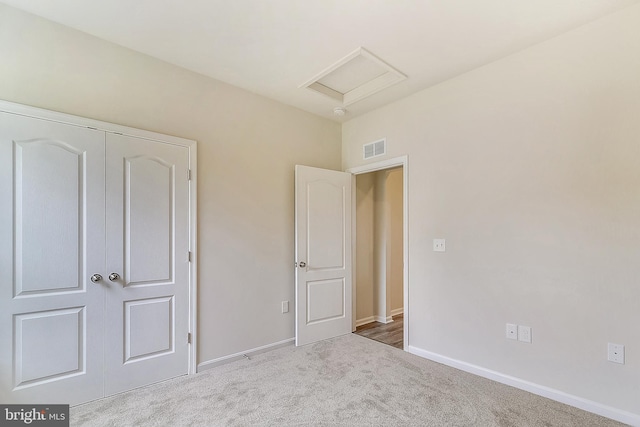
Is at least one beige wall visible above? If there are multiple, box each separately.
[386,168,403,314]
[373,171,387,320]
[344,3,640,416]
[0,4,341,364]
[355,168,403,323]
[355,173,375,321]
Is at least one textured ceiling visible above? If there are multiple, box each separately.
[3,0,639,121]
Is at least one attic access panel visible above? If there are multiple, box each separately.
[301,47,406,107]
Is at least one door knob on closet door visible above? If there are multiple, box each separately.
[90,274,103,283]
[108,273,120,282]
[298,261,306,268]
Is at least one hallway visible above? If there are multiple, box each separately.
[354,314,403,349]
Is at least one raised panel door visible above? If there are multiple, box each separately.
[295,165,352,346]
[104,133,190,395]
[0,112,105,404]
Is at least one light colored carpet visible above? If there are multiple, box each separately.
[71,334,625,426]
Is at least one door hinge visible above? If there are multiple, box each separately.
[187,169,192,181]
[188,251,192,262]
[187,333,192,344]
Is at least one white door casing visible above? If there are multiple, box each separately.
[347,156,409,350]
[295,165,352,346]
[0,101,196,405]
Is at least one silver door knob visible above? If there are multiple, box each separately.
[90,274,103,283]
[108,273,120,282]
[298,261,306,268]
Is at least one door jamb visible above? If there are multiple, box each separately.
[346,155,409,350]
[187,144,198,375]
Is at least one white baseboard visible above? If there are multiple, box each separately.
[375,315,394,324]
[358,314,397,326]
[197,338,294,372]
[407,345,640,426]
[390,308,404,317]
[356,316,376,327]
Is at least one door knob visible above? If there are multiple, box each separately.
[90,274,103,283]
[108,273,120,282]
[298,261,306,268]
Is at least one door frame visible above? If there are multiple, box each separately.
[347,155,409,350]
[0,99,199,375]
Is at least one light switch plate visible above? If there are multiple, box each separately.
[433,239,446,252]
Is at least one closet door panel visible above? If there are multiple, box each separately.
[104,133,190,396]
[0,112,105,405]
[124,155,173,284]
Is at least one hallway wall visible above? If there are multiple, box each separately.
[355,168,403,324]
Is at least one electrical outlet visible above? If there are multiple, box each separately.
[506,323,518,340]
[518,325,532,343]
[281,301,289,313]
[433,239,446,252]
[608,343,625,364]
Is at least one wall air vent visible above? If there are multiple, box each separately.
[301,47,406,107]
[363,139,386,159]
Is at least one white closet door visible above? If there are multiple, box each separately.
[0,112,105,404]
[103,133,190,395]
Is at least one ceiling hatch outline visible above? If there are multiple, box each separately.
[301,47,407,107]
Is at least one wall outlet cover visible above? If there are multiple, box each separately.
[607,343,624,364]
[518,325,532,343]
[433,239,446,252]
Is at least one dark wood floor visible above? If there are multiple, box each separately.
[353,314,403,349]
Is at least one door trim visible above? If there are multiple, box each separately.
[187,144,198,375]
[0,99,199,375]
[346,155,409,350]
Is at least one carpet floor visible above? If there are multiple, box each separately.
[71,334,625,426]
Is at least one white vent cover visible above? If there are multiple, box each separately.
[301,47,406,107]
[363,139,386,159]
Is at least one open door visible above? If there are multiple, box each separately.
[295,165,352,346]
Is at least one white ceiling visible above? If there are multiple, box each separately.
[3,0,639,122]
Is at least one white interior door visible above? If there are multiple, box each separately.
[104,133,190,395]
[0,112,105,404]
[295,165,352,346]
